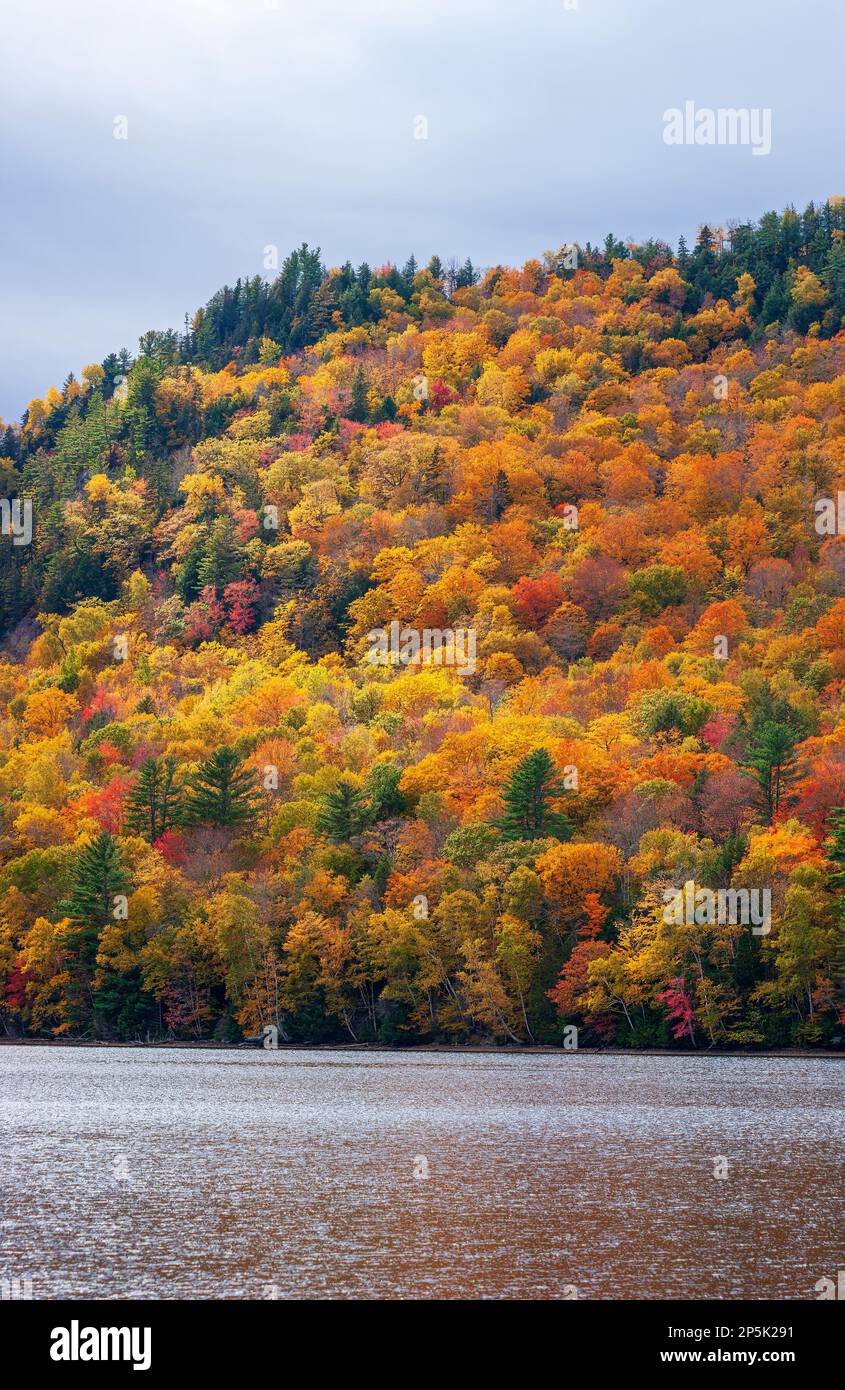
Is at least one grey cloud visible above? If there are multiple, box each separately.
[1,0,841,419]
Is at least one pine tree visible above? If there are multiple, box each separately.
[362,762,405,822]
[309,277,340,337]
[182,747,259,829]
[760,274,790,326]
[196,516,242,593]
[490,468,511,521]
[824,806,845,892]
[740,721,798,823]
[824,807,845,1022]
[400,255,418,294]
[59,833,132,1034]
[494,749,574,841]
[317,779,366,841]
[125,757,181,841]
[419,445,449,504]
[64,832,130,925]
[455,257,478,289]
[348,368,369,423]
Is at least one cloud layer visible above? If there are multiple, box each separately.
[2,0,841,420]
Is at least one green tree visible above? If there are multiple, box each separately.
[824,806,845,893]
[740,721,799,822]
[183,747,259,829]
[362,763,405,822]
[125,757,181,841]
[823,806,845,1019]
[495,749,574,841]
[60,833,132,1034]
[197,516,242,593]
[64,832,130,925]
[348,368,369,423]
[628,564,687,614]
[317,779,366,841]
[57,647,80,692]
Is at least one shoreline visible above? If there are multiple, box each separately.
[0,1037,843,1059]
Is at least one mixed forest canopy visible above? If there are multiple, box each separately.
[3,198,845,1047]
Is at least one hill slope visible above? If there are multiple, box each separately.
[2,200,845,1047]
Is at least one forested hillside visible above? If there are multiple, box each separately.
[3,199,845,1047]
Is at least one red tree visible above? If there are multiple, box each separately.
[512,572,565,630]
[224,579,260,634]
[658,977,696,1042]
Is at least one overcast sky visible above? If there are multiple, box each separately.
[2,0,842,422]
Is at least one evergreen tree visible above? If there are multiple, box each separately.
[740,721,798,823]
[490,468,511,521]
[317,779,366,841]
[309,276,340,336]
[824,805,845,893]
[823,240,845,323]
[125,757,181,841]
[338,275,368,326]
[603,233,628,262]
[759,274,790,326]
[495,749,574,841]
[400,255,418,295]
[823,807,845,1021]
[175,536,205,603]
[182,747,259,829]
[64,832,130,925]
[59,833,132,1034]
[196,516,242,593]
[455,257,479,289]
[419,445,449,503]
[348,368,369,423]
[362,763,405,822]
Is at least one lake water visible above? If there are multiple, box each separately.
[1,1046,843,1300]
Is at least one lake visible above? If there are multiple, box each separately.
[1,1046,843,1300]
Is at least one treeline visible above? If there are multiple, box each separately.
[144,197,845,367]
[139,249,482,374]
[5,196,844,433]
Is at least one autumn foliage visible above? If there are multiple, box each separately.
[2,205,845,1047]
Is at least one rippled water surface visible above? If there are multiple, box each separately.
[1,1046,843,1299]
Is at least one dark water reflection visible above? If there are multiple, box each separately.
[1,1047,843,1299]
